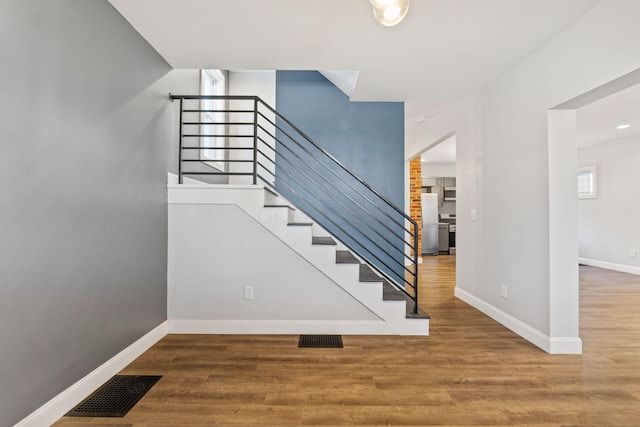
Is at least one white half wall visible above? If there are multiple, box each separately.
[578,134,640,273]
[168,202,381,332]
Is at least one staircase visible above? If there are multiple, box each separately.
[168,182,428,335]
[168,94,428,335]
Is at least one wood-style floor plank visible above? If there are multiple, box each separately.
[54,258,640,426]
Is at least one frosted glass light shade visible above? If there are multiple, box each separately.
[371,0,410,26]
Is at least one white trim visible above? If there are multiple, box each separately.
[16,321,168,427]
[579,257,640,276]
[454,287,582,354]
[549,337,583,354]
[168,319,397,335]
[168,184,261,191]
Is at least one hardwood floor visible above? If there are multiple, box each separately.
[54,257,640,426]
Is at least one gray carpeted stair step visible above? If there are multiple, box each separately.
[382,280,406,300]
[336,250,359,264]
[312,236,337,245]
[359,264,381,282]
[382,280,430,320]
[405,302,430,320]
[288,222,313,226]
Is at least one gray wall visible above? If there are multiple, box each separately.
[0,1,186,424]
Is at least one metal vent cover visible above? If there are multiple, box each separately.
[298,335,343,348]
[67,375,161,417]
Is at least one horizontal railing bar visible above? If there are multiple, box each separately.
[181,172,253,176]
[257,98,418,231]
[182,134,254,138]
[256,114,414,237]
[256,136,415,267]
[180,147,254,150]
[182,109,254,113]
[256,139,414,278]
[171,94,258,100]
[182,122,255,126]
[256,169,415,296]
[181,159,255,163]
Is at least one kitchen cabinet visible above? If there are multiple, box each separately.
[422,177,436,187]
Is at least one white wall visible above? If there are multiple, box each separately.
[168,203,379,325]
[406,0,640,353]
[228,71,276,184]
[578,134,640,274]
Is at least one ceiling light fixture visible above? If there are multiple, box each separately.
[617,124,631,130]
[370,0,410,27]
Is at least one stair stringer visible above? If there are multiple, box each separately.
[167,184,428,336]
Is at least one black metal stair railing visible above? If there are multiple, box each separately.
[169,94,420,313]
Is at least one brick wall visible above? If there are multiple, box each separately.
[409,157,422,255]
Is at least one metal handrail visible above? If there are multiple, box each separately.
[259,125,418,260]
[256,136,415,276]
[256,113,414,236]
[169,94,419,313]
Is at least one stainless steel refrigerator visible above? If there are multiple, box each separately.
[421,193,439,255]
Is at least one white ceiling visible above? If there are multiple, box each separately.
[421,135,456,164]
[577,83,640,147]
[108,0,599,119]
[109,0,635,151]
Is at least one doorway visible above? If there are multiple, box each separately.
[408,135,457,259]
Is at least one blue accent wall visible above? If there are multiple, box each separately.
[275,71,405,284]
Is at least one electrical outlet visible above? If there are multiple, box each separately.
[244,286,254,300]
[501,284,508,299]
[629,250,637,258]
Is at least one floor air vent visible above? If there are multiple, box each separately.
[67,375,161,417]
[299,335,343,348]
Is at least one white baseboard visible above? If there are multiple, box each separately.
[454,287,582,354]
[16,321,168,427]
[168,319,397,335]
[549,336,583,354]
[579,257,640,276]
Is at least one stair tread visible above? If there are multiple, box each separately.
[406,304,430,320]
[288,222,313,226]
[336,250,359,264]
[359,264,381,282]
[381,281,430,319]
[312,236,337,245]
[382,280,406,300]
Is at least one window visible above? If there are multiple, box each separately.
[200,69,226,171]
[577,165,597,199]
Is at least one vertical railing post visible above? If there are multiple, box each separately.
[412,219,419,314]
[253,97,258,185]
[178,97,183,184]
